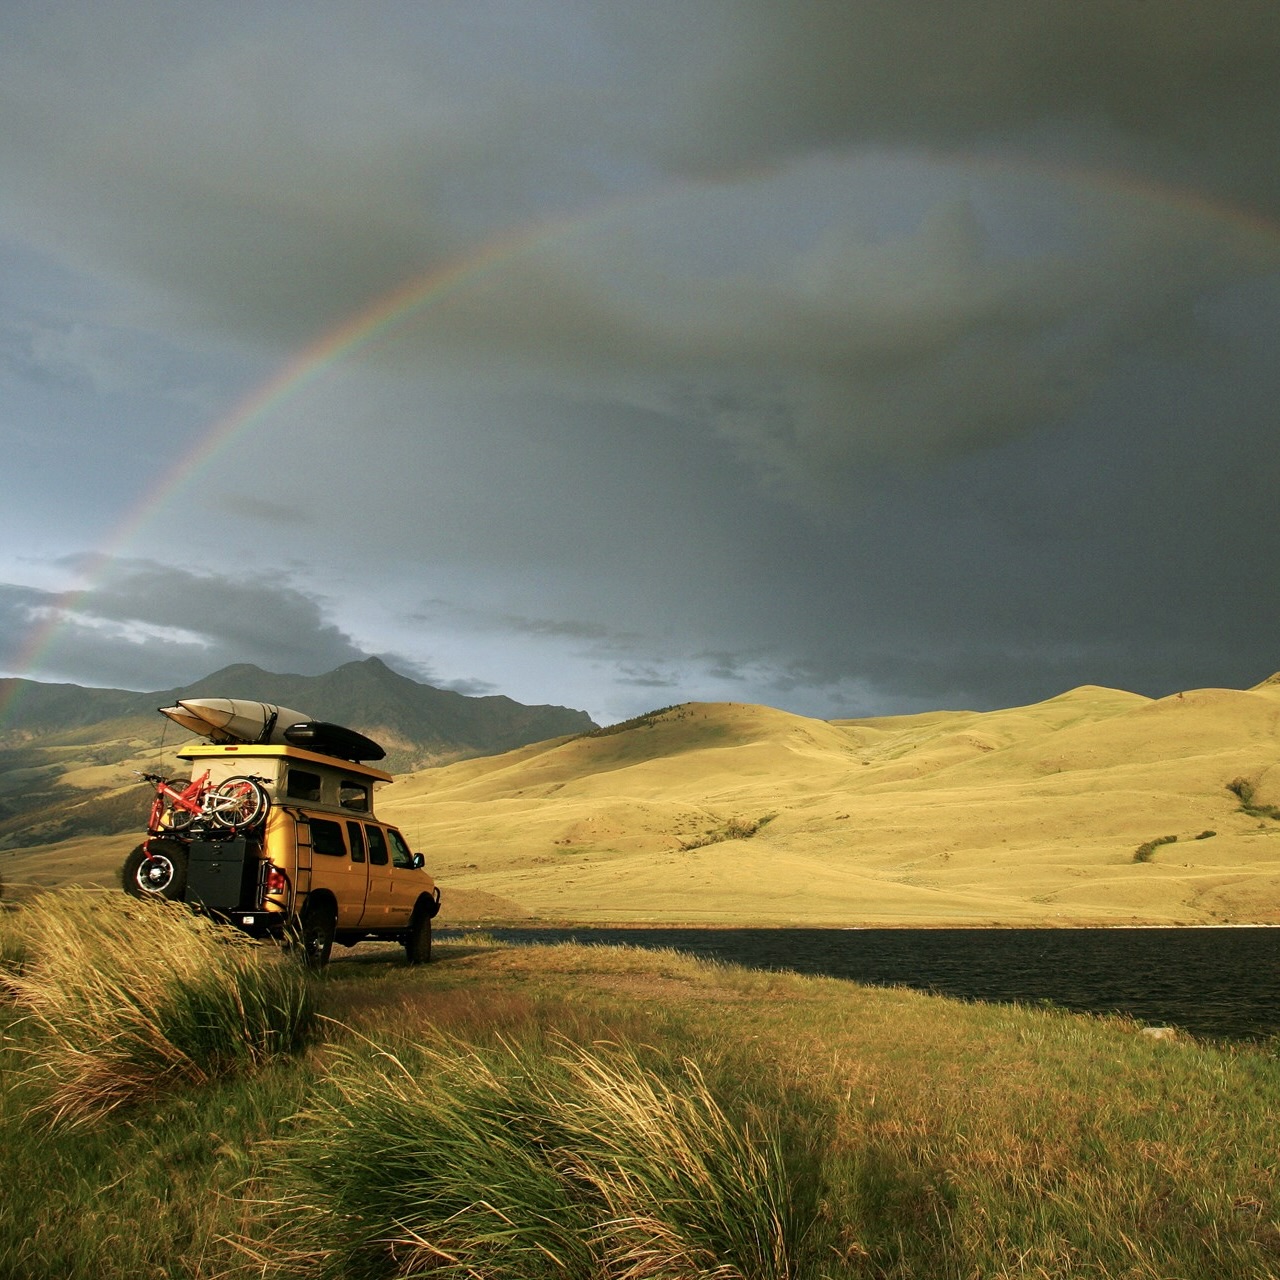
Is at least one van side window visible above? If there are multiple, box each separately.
[365,825,388,866]
[346,821,367,863]
[287,768,323,802]
[309,818,346,857]
[388,828,414,869]
[339,779,370,811]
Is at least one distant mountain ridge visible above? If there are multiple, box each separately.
[0,657,596,769]
[172,658,597,768]
[0,661,597,851]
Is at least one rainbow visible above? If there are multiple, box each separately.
[3,157,1278,727]
[0,214,586,724]
[106,217,576,555]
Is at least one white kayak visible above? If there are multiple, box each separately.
[159,698,315,746]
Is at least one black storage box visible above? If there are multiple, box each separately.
[186,839,255,914]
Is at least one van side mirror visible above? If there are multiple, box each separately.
[412,852,425,869]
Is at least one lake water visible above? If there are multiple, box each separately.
[439,926,1280,1042]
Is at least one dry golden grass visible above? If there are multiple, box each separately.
[9,678,1280,925]
[377,680,1280,926]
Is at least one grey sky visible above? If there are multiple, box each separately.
[2,1,1278,723]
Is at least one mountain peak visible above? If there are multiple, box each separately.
[0,659,596,775]
[350,655,393,673]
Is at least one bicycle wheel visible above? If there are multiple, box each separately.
[208,777,269,830]
[145,780,195,833]
[164,792,199,832]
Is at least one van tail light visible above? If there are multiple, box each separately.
[263,864,289,898]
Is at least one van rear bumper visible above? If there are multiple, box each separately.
[219,909,285,937]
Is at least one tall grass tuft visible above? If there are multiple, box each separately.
[0,907,28,974]
[2,889,315,1126]
[288,1032,804,1279]
[556,1039,798,1280]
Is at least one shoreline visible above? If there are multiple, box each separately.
[436,918,1280,930]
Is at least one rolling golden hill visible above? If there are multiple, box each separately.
[5,678,1280,925]
[375,680,1280,925]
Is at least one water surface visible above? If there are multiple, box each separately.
[440,926,1280,1042]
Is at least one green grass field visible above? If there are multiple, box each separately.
[2,891,1278,1278]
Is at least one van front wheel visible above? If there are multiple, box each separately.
[404,903,433,964]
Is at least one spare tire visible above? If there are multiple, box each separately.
[121,839,188,900]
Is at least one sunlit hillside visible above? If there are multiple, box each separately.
[6,678,1280,925]
[375,679,1280,925]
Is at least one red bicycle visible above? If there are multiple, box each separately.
[136,771,270,833]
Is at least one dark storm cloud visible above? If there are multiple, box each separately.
[214,494,313,527]
[0,0,617,348]
[68,561,365,662]
[0,562,372,689]
[373,186,1270,504]
[0,583,49,662]
[1,0,1269,474]
[737,373,1280,711]
[1,1,1277,718]
[662,0,1280,214]
[615,664,682,690]
[0,579,218,692]
[409,598,618,645]
[7,0,1272,358]
[496,616,617,644]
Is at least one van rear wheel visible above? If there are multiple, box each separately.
[298,899,336,969]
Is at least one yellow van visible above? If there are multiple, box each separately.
[121,741,440,966]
